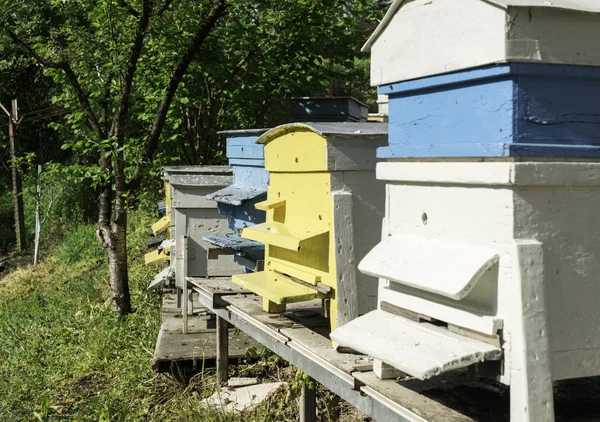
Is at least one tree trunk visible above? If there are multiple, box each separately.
[108,210,131,315]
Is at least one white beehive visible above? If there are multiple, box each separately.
[332,161,600,420]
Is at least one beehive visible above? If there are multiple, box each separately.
[330,1,600,420]
[145,166,206,266]
[233,122,387,334]
[204,129,269,272]
[168,167,239,292]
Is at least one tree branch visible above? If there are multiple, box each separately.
[127,0,228,191]
[112,0,151,141]
[5,29,60,68]
[155,0,175,16]
[5,28,106,140]
[119,0,140,17]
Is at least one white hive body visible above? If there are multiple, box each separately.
[366,0,600,86]
[332,160,600,420]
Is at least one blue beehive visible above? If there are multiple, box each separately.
[204,129,269,271]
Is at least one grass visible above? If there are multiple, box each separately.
[0,208,367,422]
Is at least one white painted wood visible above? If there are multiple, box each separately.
[492,0,600,14]
[366,0,600,85]
[182,235,189,334]
[508,6,600,68]
[373,359,404,380]
[359,234,499,300]
[330,171,385,316]
[331,191,359,327]
[379,285,503,336]
[330,310,502,380]
[385,184,516,243]
[148,267,170,292]
[506,240,555,422]
[378,161,600,187]
[368,0,507,85]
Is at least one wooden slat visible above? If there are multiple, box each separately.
[187,276,252,308]
[331,191,358,327]
[359,234,499,300]
[354,372,474,422]
[330,310,502,380]
[232,271,318,305]
[242,222,328,251]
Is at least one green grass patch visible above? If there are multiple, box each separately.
[0,209,358,421]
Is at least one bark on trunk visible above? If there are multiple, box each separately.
[108,211,131,315]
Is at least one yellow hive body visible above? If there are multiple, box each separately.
[233,122,388,335]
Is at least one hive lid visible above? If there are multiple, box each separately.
[163,165,232,176]
[206,185,267,206]
[203,234,264,252]
[330,310,502,380]
[169,172,233,188]
[257,122,388,144]
[217,128,270,136]
[359,235,499,300]
[362,0,600,53]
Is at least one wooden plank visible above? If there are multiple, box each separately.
[359,234,499,300]
[508,241,554,421]
[331,191,358,327]
[232,271,318,305]
[354,372,474,422]
[188,276,252,308]
[280,326,371,375]
[216,316,229,384]
[187,276,251,295]
[242,221,328,251]
[225,295,327,335]
[330,310,502,380]
[153,295,260,371]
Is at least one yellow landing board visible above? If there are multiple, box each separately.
[151,215,170,236]
[145,248,170,265]
[232,271,317,305]
[242,222,328,252]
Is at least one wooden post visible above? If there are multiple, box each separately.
[182,235,189,334]
[216,315,229,384]
[300,377,317,422]
[7,100,26,252]
[33,164,41,265]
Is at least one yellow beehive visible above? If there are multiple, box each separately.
[233,122,387,333]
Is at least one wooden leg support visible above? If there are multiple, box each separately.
[374,359,403,380]
[510,241,555,421]
[216,315,229,385]
[182,287,189,334]
[263,298,286,313]
[300,377,317,422]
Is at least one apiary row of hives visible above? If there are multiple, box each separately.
[146,1,600,420]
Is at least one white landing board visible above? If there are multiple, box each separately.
[330,310,502,380]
